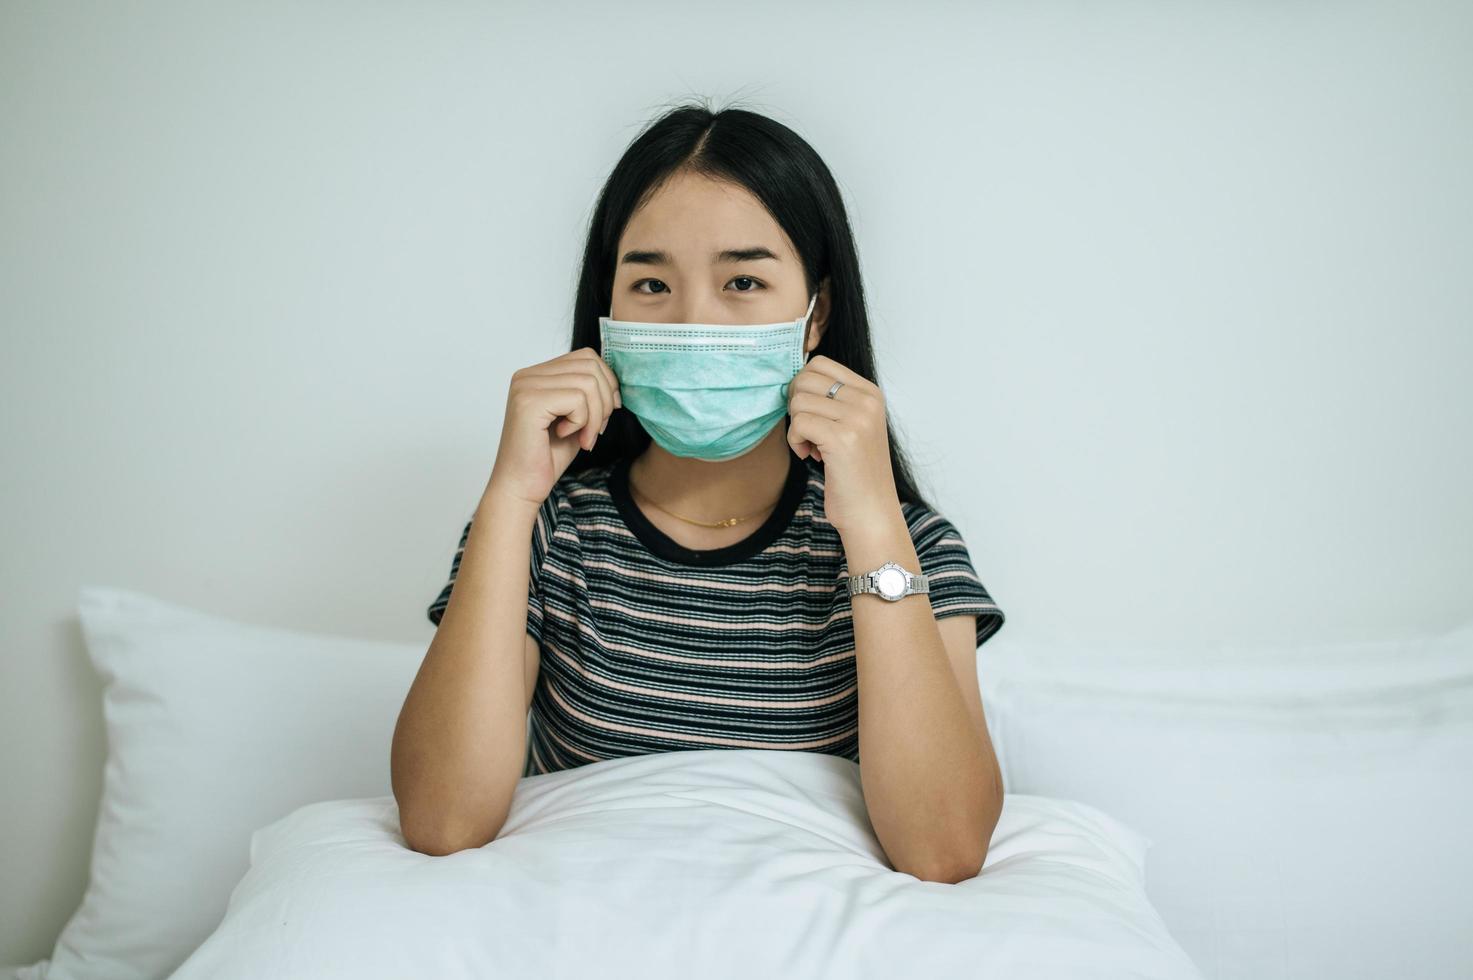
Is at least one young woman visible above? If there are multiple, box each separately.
[392,102,1006,882]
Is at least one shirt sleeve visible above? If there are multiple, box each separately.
[905,505,1006,649]
[426,485,562,647]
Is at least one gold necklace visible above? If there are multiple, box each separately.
[627,471,781,529]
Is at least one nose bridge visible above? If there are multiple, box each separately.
[662,288,726,326]
[608,291,815,326]
[608,294,735,326]
[683,298,725,325]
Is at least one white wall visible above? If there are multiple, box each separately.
[2,0,1469,965]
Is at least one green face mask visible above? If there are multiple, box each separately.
[600,292,818,462]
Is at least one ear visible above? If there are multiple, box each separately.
[804,276,831,356]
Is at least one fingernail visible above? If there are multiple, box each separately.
[600,419,607,433]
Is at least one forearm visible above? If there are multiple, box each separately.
[841,509,1003,883]
[391,490,540,854]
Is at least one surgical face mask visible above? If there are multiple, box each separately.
[600,292,818,462]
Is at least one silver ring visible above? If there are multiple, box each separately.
[825,380,845,399]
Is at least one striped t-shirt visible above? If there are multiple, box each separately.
[427,451,1005,777]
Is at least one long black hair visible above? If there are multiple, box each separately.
[564,97,936,512]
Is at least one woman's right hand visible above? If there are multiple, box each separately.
[484,347,623,509]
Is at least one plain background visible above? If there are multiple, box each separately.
[2,0,1470,966]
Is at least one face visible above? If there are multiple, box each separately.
[610,170,827,355]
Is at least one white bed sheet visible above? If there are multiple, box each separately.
[168,747,1203,980]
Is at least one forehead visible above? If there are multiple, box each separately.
[618,171,798,263]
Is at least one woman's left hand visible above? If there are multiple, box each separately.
[786,355,903,534]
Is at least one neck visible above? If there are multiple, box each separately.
[628,422,794,520]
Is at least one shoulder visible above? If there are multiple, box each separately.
[897,499,1005,641]
[896,500,993,586]
[898,501,970,550]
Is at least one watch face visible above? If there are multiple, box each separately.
[875,567,907,599]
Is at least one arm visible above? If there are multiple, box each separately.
[391,490,541,856]
[842,508,1004,884]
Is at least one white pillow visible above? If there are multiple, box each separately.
[976,622,1473,980]
[16,587,426,980]
[166,749,1204,980]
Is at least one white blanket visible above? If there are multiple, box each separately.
[169,748,1203,980]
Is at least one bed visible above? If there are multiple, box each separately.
[12,586,1472,979]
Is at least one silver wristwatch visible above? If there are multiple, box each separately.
[846,561,929,602]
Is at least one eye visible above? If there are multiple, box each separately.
[631,276,767,294]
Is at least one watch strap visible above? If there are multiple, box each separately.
[845,562,929,600]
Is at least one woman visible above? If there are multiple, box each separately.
[393,102,1006,882]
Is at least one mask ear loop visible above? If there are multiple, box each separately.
[799,292,818,366]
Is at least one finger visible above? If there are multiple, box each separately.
[572,348,618,418]
[789,371,870,405]
[787,412,842,460]
[530,371,608,445]
[796,355,876,393]
[584,346,623,409]
[580,353,618,424]
[542,347,622,412]
[788,389,846,424]
[566,387,597,449]
[786,412,818,461]
[522,377,596,444]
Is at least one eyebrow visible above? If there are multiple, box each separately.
[618,246,781,266]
